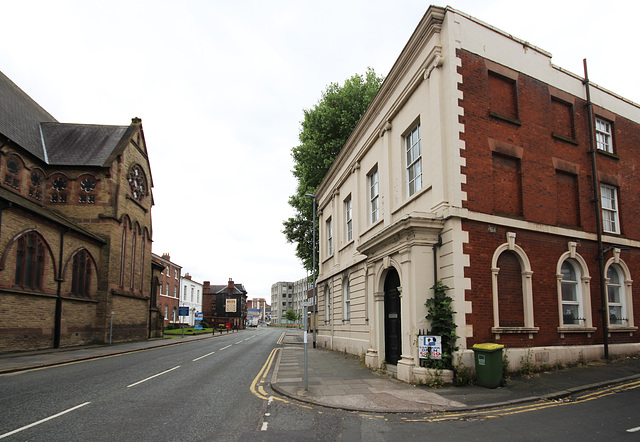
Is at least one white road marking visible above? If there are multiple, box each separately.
[627,426,640,433]
[192,351,215,362]
[261,422,268,431]
[127,366,181,388]
[0,402,90,439]
[219,345,232,351]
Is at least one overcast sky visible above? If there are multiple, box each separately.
[1,0,639,301]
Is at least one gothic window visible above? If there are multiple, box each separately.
[71,250,92,298]
[51,177,68,203]
[5,157,20,189]
[128,165,147,202]
[80,177,96,204]
[15,232,45,291]
[29,171,43,200]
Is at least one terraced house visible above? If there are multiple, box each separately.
[0,70,161,352]
[314,5,640,383]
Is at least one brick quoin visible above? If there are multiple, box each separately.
[458,48,640,349]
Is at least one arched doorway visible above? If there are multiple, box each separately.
[384,268,402,365]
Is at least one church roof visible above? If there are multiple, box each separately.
[0,70,135,167]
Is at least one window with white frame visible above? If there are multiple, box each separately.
[326,218,333,256]
[607,264,626,325]
[406,123,422,196]
[344,195,352,242]
[600,184,620,234]
[184,285,187,300]
[369,168,379,223]
[595,117,613,153]
[164,305,168,320]
[166,283,169,295]
[560,260,583,325]
[174,286,177,297]
[191,287,194,302]
[343,279,350,321]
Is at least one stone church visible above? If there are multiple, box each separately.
[0,70,163,352]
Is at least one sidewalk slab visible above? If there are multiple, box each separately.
[271,329,640,413]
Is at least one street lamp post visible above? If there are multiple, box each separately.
[305,193,317,349]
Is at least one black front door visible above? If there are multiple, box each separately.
[384,268,402,365]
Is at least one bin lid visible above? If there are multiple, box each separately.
[472,343,504,350]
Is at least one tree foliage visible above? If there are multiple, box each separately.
[283,68,384,272]
[284,309,299,323]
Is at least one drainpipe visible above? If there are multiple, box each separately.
[54,228,68,348]
[583,59,609,359]
[432,234,442,284]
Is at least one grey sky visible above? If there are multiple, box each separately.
[1,0,638,300]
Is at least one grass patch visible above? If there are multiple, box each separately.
[163,327,213,335]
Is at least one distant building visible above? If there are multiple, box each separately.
[202,278,248,329]
[152,253,182,326]
[270,281,293,325]
[248,298,268,322]
[0,70,161,352]
[179,273,203,326]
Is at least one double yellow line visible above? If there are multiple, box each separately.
[402,378,640,423]
[250,332,289,403]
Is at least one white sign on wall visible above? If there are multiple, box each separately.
[418,335,442,360]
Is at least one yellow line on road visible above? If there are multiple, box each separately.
[250,347,288,403]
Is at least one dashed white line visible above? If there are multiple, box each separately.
[192,351,215,362]
[127,366,181,388]
[0,402,90,439]
[261,422,268,431]
[627,426,640,433]
[219,345,232,351]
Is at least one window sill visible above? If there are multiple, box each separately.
[391,184,432,216]
[491,326,539,334]
[360,218,384,237]
[552,133,579,145]
[596,149,619,160]
[557,326,597,334]
[489,111,522,126]
[339,239,354,253]
[608,325,637,333]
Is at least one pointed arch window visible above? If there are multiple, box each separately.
[71,250,92,298]
[15,232,45,290]
[5,156,20,189]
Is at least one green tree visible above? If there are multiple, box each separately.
[284,309,299,324]
[283,68,384,272]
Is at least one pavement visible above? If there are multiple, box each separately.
[2,328,639,414]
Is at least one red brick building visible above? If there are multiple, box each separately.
[202,278,248,329]
[313,6,640,383]
[0,70,162,352]
[151,253,182,326]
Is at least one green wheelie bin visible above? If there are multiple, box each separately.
[472,343,504,388]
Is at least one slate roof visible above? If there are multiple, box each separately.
[42,122,130,166]
[0,70,133,167]
[0,70,56,160]
[210,284,248,295]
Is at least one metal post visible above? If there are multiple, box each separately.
[309,194,317,348]
[109,311,115,345]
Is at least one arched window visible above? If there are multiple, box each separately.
[490,232,537,335]
[560,260,582,325]
[15,232,45,290]
[71,250,92,298]
[607,264,625,325]
[5,156,20,189]
[604,251,636,331]
[556,242,594,333]
[79,176,97,204]
[29,170,43,201]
